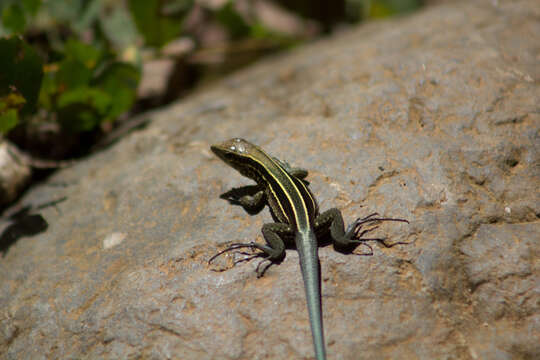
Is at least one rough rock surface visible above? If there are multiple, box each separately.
[1,0,539,359]
[0,139,31,207]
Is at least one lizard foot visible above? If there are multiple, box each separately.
[208,242,272,275]
[346,213,410,253]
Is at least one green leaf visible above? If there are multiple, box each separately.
[0,93,26,134]
[42,0,84,24]
[368,2,393,18]
[0,93,26,111]
[64,38,103,69]
[100,6,139,50]
[2,3,26,34]
[385,0,422,14]
[216,1,250,39]
[57,87,112,131]
[0,37,43,114]
[128,0,191,47]
[93,62,140,120]
[249,22,272,39]
[22,0,41,16]
[249,22,296,46]
[57,103,100,132]
[58,87,111,112]
[0,108,19,133]
[72,0,102,34]
[37,71,57,109]
[41,0,100,35]
[56,58,93,90]
[367,0,422,19]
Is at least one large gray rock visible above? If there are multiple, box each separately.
[1,0,538,359]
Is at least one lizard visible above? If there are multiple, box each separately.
[209,138,409,360]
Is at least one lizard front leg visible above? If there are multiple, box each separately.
[314,208,409,253]
[220,185,266,214]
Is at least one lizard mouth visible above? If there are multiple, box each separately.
[210,145,229,159]
[211,146,240,167]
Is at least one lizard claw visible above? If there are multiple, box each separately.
[255,258,273,278]
[350,214,409,241]
[208,242,269,272]
[351,242,374,256]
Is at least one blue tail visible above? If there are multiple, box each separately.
[296,231,326,360]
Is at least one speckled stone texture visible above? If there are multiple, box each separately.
[1,0,538,359]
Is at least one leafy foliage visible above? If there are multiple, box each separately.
[216,1,251,39]
[0,0,141,136]
[128,0,192,48]
[0,37,43,133]
[38,38,140,132]
[0,0,422,148]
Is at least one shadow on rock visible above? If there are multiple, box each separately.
[0,197,66,256]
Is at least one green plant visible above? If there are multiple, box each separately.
[0,0,140,136]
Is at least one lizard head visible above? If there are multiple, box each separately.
[211,138,256,161]
[210,138,264,177]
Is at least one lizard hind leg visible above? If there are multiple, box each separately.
[317,208,409,253]
[208,223,294,277]
[208,222,292,276]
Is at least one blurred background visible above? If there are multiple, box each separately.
[0,0,425,207]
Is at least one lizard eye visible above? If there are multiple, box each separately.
[229,143,245,153]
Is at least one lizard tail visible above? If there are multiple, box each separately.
[296,231,327,360]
